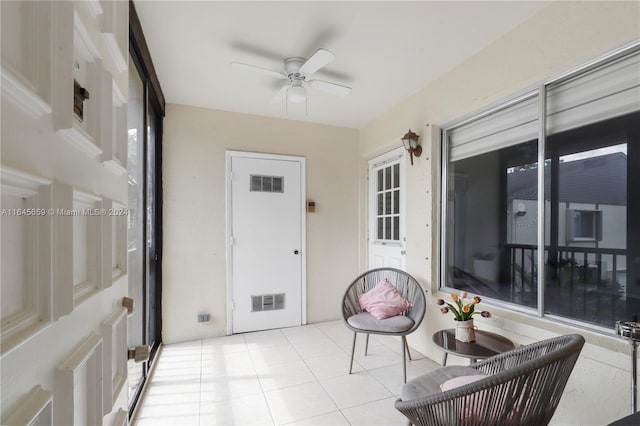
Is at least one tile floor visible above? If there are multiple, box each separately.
[133,320,440,425]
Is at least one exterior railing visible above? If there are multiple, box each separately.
[506,243,627,324]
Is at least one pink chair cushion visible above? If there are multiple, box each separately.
[358,279,413,320]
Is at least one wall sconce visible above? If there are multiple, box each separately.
[402,129,422,165]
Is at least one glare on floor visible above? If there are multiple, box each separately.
[133,320,439,426]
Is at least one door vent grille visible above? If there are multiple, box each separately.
[251,293,285,312]
[250,175,284,193]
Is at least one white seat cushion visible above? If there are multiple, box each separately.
[347,312,414,333]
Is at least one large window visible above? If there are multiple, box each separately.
[441,44,640,329]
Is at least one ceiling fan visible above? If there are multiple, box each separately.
[230,48,351,105]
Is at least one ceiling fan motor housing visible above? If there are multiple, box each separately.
[284,57,306,76]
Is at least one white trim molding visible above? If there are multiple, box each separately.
[101,307,128,414]
[55,333,104,426]
[3,385,53,426]
[0,167,54,356]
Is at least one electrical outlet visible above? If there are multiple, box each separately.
[197,314,210,323]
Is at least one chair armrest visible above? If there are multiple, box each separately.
[472,340,554,375]
[395,375,527,425]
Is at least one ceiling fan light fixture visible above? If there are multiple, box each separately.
[231,47,351,108]
[287,83,306,103]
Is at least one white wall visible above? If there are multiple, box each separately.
[358,2,639,425]
[162,104,359,344]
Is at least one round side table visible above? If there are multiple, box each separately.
[432,329,516,365]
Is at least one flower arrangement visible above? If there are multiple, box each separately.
[437,291,491,321]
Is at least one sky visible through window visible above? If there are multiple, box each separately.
[561,143,627,163]
[506,143,627,174]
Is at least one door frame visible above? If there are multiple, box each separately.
[225,150,307,335]
[128,2,164,418]
[368,147,407,269]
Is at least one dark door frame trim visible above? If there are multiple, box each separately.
[129,1,165,116]
[128,0,164,418]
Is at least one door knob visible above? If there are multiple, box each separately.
[122,297,134,316]
[294,250,299,255]
[128,345,150,363]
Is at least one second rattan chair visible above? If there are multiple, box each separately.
[395,334,585,426]
[342,267,426,383]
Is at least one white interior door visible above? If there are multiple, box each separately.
[368,147,406,269]
[227,152,305,334]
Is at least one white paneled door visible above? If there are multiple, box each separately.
[227,152,305,334]
[368,147,406,269]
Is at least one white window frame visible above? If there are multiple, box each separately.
[368,147,405,246]
[566,209,603,242]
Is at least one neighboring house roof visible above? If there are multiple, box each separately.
[507,152,627,206]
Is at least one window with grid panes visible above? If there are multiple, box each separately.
[375,163,400,242]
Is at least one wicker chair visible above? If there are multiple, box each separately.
[342,268,426,383]
[395,334,585,426]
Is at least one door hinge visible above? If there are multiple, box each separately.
[229,236,234,246]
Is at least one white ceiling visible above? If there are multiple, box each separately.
[134,1,550,129]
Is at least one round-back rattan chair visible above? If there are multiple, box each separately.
[395,334,585,426]
[342,267,426,383]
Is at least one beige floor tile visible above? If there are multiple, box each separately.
[249,343,303,368]
[354,343,403,370]
[290,336,345,360]
[136,400,200,418]
[304,353,364,380]
[145,378,201,395]
[264,381,338,425]
[199,393,274,425]
[134,414,200,426]
[201,334,249,357]
[200,374,263,402]
[243,329,290,348]
[281,324,325,343]
[201,351,257,378]
[141,390,200,406]
[368,357,440,395]
[256,359,316,391]
[319,372,392,409]
[341,397,407,426]
[284,410,350,425]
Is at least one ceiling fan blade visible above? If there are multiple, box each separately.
[271,85,288,103]
[299,48,335,75]
[230,62,287,79]
[307,79,351,96]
